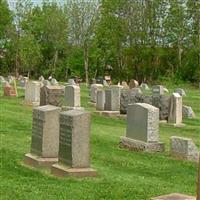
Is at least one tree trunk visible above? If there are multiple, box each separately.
[84,44,89,86]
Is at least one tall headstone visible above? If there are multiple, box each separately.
[24,105,61,168]
[120,103,164,152]
[64,85,80,108]
[152,85,164,97]
[24,81,41,106]
[40,85,62,107]
[96,90,105,111]
[104,86,121,111]
[168,93,183,126]
[90,84,103,103]
[51,110,97,177]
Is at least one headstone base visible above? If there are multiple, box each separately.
[120,137,165,152]
[151,193,195,200]
[88,101,96,107]
[23,153,58,168]
[159,120,167,124]
[118,114,127,120]
[62,106,84,111]
[94,111,120,118]
[23,101,40,107]
[51,163,97,178]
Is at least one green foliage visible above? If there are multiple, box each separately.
[0,0,200,82]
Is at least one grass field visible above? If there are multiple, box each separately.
[0,82,200,200]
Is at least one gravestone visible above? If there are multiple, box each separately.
[90,84,103,103]
[151,193,196,200]
[40,85,62,107]
[170,136,199,162]
[64,85,80,108]
[96,90,105,111]
[168,93,183,126]
[51,110,97,177]
[51,78,58,86]
[68,79,76,85]
[19,77,28,88]
[104,86,121,111]
[24,81,40,105]
[24,105,61,168]
[140,83,149,90]
[175,88,186,96]
[129,79,139,89]
[3,81,16,97]
[182,105,196,119]
[152,85,164,96]
[120,103,164,152]
[0,76,5,83]
[121,81,129,89]
[39,76,44,82]
[43,80,51,86]
[7,75,14,83]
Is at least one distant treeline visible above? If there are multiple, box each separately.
[0,0,200,83]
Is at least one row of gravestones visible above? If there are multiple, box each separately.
[24,103,199,198]
[90,84,195,124]
[24,80,81,110]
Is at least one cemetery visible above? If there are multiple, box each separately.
[0,76,200,199]
[0,0,200,200]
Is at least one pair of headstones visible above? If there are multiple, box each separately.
[24,105,96,178]
[96,86,121,111]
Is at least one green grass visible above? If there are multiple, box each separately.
[0,82,199,200]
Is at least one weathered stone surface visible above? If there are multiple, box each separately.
[39,76,44,82]
[30,105,61,158]
[96,90,105,111]
[0,76,5,83]
[58,110,90,168]
[68,79,76,85]
[25,81,40,104]
[175,88,186,96]
[168,93,182,125]
[151,193,195,200]
[126,103,159,142]
[152,85,165,96]
[182,105,196,119]
[64,85,80,107]
[51,110,96,178]
[120,137,165,152]
[40,85,62,107]
[120,89,169,120]
[121,81,129,89]
[3,82,16,96]
[90,84,103,103]
[51,78,59,86]
[129,79,139,89]
[152,95,169,120]
[140,83,149,90]
[170,136,199,162]
[105,86,121,111]
[43,80,51,86]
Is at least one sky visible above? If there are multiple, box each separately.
[7,0,66,10]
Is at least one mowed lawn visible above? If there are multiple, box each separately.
[0,83,199,200]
